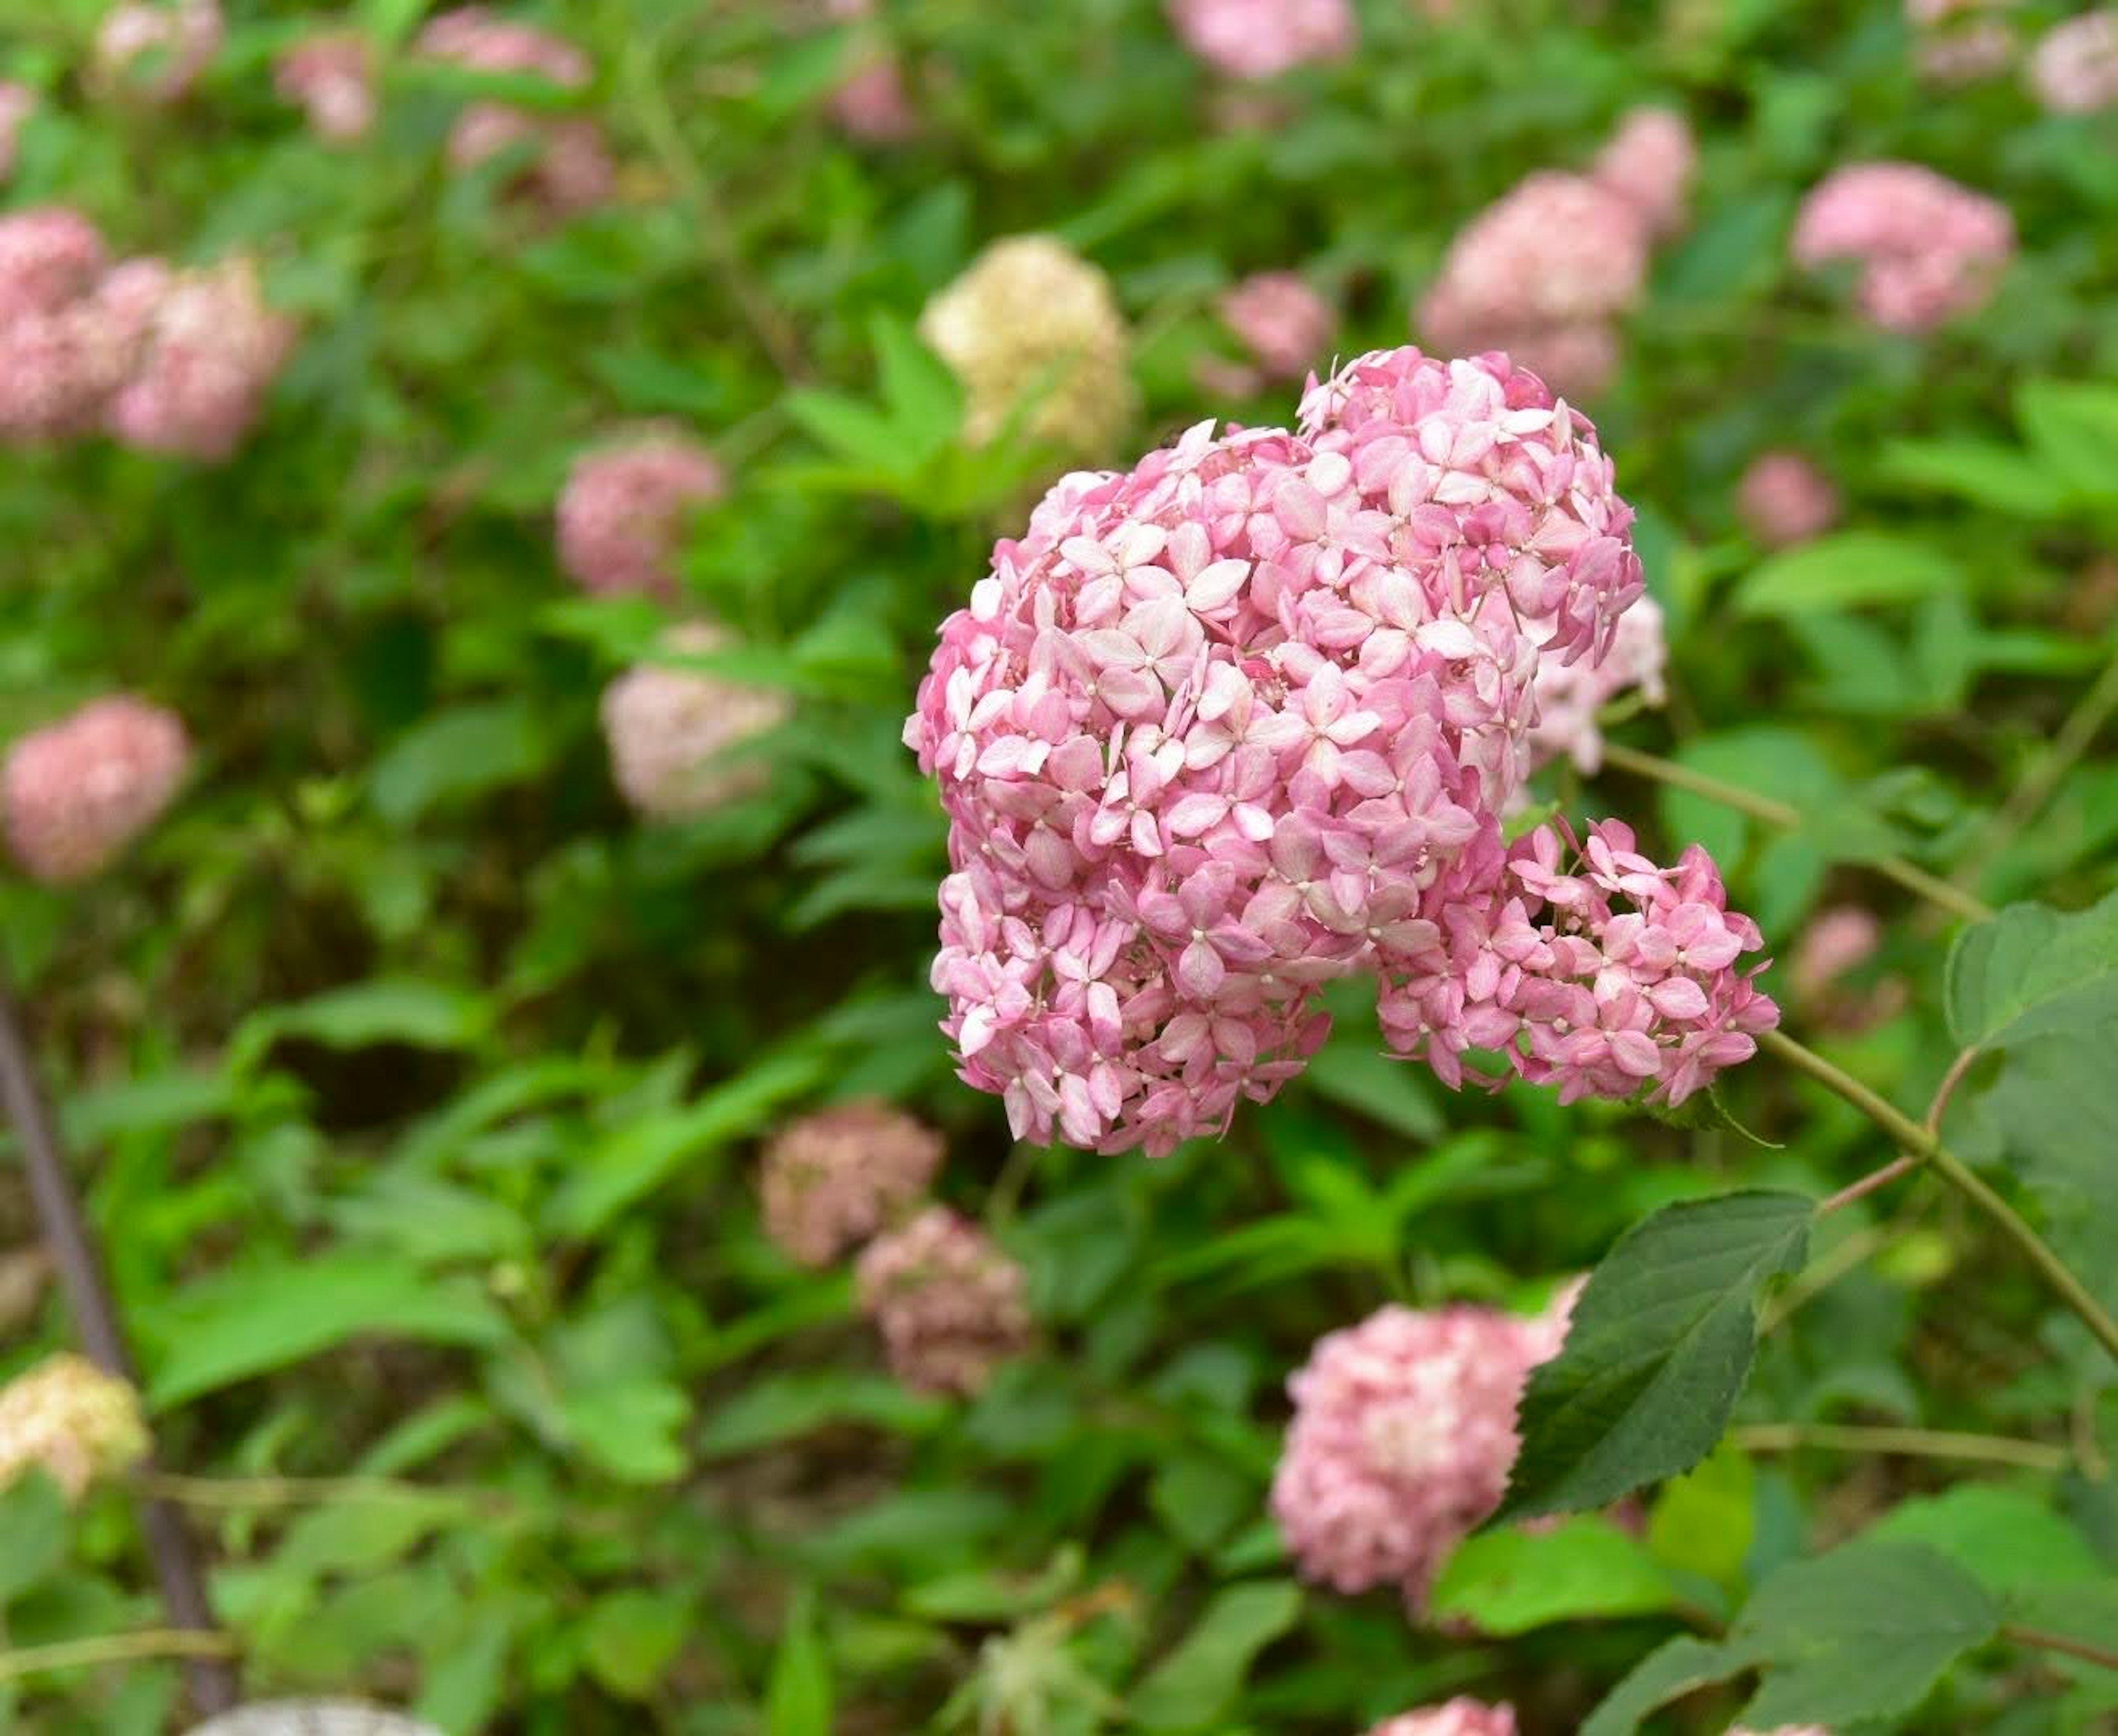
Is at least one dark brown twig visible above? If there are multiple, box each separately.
[0,974,238,1716]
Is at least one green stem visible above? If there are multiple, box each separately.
[1596,741,1995,925]
[1953,644,2118,895]
[0,1629,238,1686]
[2001,1625,2118,1675]
[1732,1422,2068,1472]
[1763,1030,2118,1360]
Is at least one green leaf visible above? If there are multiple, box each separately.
[1430,1516,1680,1636]
[1868,1486,2104,1596]
[787,389,911,473]
[369,701,548,825]
[146,1254,509,1407]
[0,1472,70,1604]
[1734,1539,1998,1728]
[583,1589,689,1701]
[1498,1191,1812,1521]
[559,1377,693,1484]
[1127,1580,1302,1732]
[233,979,494,1072]
[1647,1445,1755,1588]
[1302,1036,1443,1140]
[697,1372,945,1459]
[767,1588,835,1736]
[1945,889,2118,1053]
[1582,1635,1744,1736]
[1877,436,2074,518]
[870,313,962,458]
[1732,531,1962,618]
[2015,378,2118,503]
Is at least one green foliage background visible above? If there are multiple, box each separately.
[1,0,2115,1731]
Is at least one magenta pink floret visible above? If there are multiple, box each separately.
[906,344,1773,1157]
[1793,162,2014,331]
[854,1207,1031,1396]
[1166,0,1355,79]
[1270,1295,1572,1603]
[1368,1701,1519,1736]
[3,696,190,884]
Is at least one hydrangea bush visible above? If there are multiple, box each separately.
[1,2,2115,1733]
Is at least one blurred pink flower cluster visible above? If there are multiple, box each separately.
[559,429,727,600]
[1272,1292,1574,1603]
[1167,0,1356,79]
[1368,1701,1518,1736]
[1420,108,1695,398]
[1906,0,2018,83]
[599,624,789,820]
[760,1100,944,1268]
[1793,162,2014,331]
[907,344,1774,1157]
[93,0,222,103]
[855,1205,1032,1395]
[0,81,34,183]
[1737,451,1842,548]
[2030,9,2118,111]
[0,210,292,456]
[416,7,614,216]
[1524,595,1665,776]
[1216,271,1336,392]
[3,696,190,884]
[275,33,377,142]
[822,0,918,141]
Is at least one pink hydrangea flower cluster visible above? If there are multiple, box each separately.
[276,33,377,142]
[760,1100,945,1268]
[2030,9,2118,113]
[599,624,791,820]
[558,429,727,599]
[1525,595,1666,775]
[93,0,222,102]
[1271,1292,1574,1603]
[1166,0,1355,79]
[854,1206,1032,1395]
[416,7,614,217]
[1368,1700,1518,1736]
[822,0,917,142]
[0,81,34,184]
[3,696,190,884]
[1219,272,1336,383]
[1907,0,2018,83]
[1590,107,1697,240]
[0,212,293,454]
[1737,451,1842,548]
[1793,162,2015,332]
[907,344,1774,1157]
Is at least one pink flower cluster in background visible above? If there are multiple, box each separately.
[2030,8,2118,112]
[760,1100,944,1268]
[1218,271,1336,386]
[0,209,293,455]
[1166,0,1356,79]
[558,429,727,599]
[93,0,223,103]
[1793,162,2014,331]
[1368,1701,1518,1736]
[1907,0,2018,83]
[1737,451,1843,548]
[907,344,1775,1157]
[275,33,377,142]
[854,1206,1032,1395]
[1420,108,1694,398]
[822,0,918,142]
[599,624,790,820]
[1272,1292,1574,1603]
[3,696,190,884]
[416,7,614,217]
[1524,595,1665,775]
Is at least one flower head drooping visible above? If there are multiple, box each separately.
[0,1354,150,1502]
[1591,107,1697,239]
[855,1206,1031,1396]
[910,345,1768,1155]
[1368,1701,1520,1736]
[1272,1295,1572,1603]
[919,236,1137,458]
[1793,163,2015,332]
[1418,174,1650,399]
[4,696,190,883]
[558,430,726,599]
[276,33,377,142]
[0,82,36,184]
[600,624,791,820]
[1220,273,1335,382]
[416,7,614,216]
[2030,9,2118,113]
[1525,595,1667,776]
[760,1101,945,1268]
[98,257,296,460]
[1737,451,1842,548]
[93,0,223,102]
[1167,0,1356,79]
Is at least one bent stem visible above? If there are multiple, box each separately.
[1596,741,1995,925]
[2002,1625,2118,1675]
[1732,1422,2069,1473]
[1763,1029,2118,1360]
[0,1628,238,1687]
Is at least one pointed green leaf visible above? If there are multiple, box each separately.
[1945,889,2118,1053]
[1733,531,1961,618]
